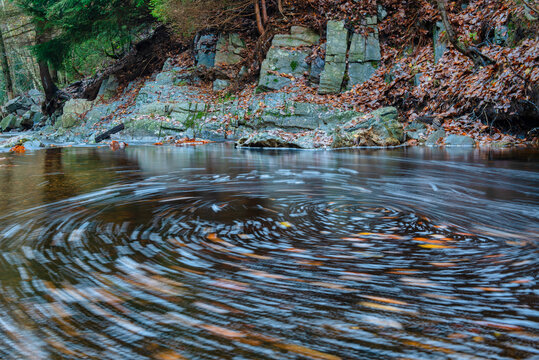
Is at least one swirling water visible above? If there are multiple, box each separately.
[0,144,537,360]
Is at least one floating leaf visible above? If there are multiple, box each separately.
[359,301,407,312]
[419,244,454,249]
[361,295,408,305]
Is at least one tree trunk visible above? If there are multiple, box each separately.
[436,0,494,67]
[277,0,285,17]
[261,0,268,24]
[35,22,58,104]
[50,65,58,84]
[0,15,13,99]
[254,0,265,35]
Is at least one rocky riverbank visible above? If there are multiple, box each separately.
[0,20,537,150]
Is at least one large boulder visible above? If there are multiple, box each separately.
[237,130,300,148]
[237,129,330,149]
[335,107,404,147]
[241,93,359,133]
[1,114,17,131]
[4,96,29,114]
[61,99,93,128]
[28,89,44,104]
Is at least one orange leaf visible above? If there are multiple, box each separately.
[10,144,25,153]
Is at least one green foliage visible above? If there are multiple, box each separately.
[15,0,153,66]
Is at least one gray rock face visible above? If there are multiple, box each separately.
[319,62,347,94]
[97,75,119,100]
[1,90,45,131]
[258,27,319,92]
[212,35,246,90]
[434,21,448,63]
[347,62,376,89]
[378,5,388,21]
[319,21,348,94]
[155,71,176,86]
[325,21,349,62]
[444,134,476,146]
[215,33,246,66]
[365,29,381,61]
[213,79,230,91]
[28,89,43,99]
[272,26,320,48]
[61,99,93,128]
[32,112,44,125]
[259,47,311,91]
[309,55,325,84]
[194,34,218,68]
[85,103,116,125]
[347,19,381,88]
[162,58,175,72]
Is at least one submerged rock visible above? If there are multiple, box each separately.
[444,134,476,146]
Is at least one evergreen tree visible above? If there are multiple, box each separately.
[14,0,153,106]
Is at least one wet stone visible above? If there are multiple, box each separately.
[426,129,446,146]
[445,134,476,146]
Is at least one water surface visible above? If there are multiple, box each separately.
[0,144,537,359]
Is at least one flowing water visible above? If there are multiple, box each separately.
[0,144,537,360]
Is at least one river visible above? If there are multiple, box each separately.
[0,144,537,359]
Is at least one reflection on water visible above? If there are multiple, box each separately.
[0,144,537,360]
